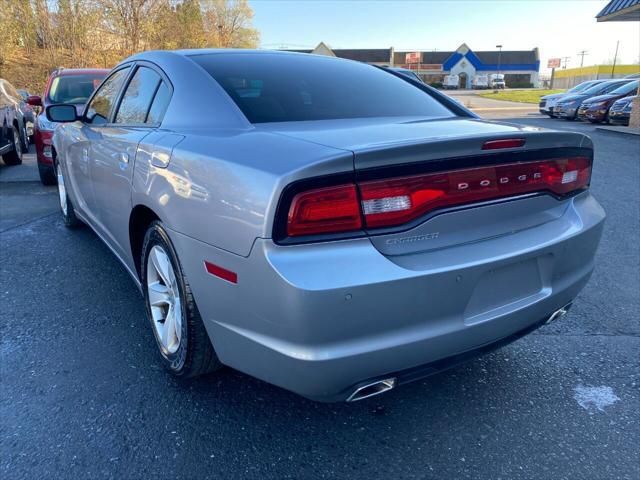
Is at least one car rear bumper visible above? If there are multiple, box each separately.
[35,129,54,165]
[169,192,605,402]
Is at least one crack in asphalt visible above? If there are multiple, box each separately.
[0,212,57,234]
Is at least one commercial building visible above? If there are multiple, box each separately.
[286,42,540,88]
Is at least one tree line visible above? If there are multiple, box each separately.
[0,0,260,92]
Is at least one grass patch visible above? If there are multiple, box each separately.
[477,89,565,104]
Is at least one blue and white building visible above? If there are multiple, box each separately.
[394,44,540,88]
[286,42,541,89]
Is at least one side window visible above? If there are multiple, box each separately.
[604,83,623,94]
[115,67,161,124]
[85,68,130,125]
[146,82,171,124]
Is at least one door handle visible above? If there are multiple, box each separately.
[119,152,129,164]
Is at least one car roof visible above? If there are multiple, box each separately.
[600,78,632,85]
[55,68,110,77]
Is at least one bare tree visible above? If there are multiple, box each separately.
[101,0,164,54]
[0,0,261,92]
[201,0,260,48]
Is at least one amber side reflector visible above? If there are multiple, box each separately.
[204,261,237,284]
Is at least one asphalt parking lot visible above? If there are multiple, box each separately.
[1,117,639,479]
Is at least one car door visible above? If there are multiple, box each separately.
[68,67,131,222]
[89,64,171,262]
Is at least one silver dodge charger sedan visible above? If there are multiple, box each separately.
[48,50,605,402]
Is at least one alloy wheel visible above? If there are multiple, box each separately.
[56,164,68,216]
[146,245,182,355]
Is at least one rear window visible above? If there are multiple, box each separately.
[190,53,454,123]
[48,74,105,104]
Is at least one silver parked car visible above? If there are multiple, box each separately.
[48,50,605,402]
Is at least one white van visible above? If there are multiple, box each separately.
[489,74,506,89]
[443,74,459,90]
[472,75,489,89]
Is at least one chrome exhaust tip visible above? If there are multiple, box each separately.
[546,303,572,324]
[346,378,396,402]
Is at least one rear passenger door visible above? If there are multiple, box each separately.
[89,63,172,262]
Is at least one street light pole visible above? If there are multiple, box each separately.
[495,44,503,91]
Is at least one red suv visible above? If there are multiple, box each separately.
[28,68,108,185]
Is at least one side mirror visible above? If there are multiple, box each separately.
[46,104,78,123]
[27,95,42,107]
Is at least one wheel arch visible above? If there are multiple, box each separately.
[129,204,162,279]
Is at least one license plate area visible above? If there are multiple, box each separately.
[463,255,552,325]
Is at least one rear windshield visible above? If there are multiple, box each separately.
[190,53,454,123]
[48,74,106,104]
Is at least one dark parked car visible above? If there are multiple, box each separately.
[0,79,29,165]
[27,67,108,185]
[608,95,636,126]
[539,80,605,117]
[577,80,638,123]
[554,79,633,120]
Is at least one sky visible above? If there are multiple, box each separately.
[249,0,640,74]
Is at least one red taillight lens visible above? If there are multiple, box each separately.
[287,184,362,237]
[359,157,591,229]
[282,156,591,239]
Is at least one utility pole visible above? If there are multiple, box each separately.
[577,50,588,68]
[561,56,571,69]
[611,40,619,78]
[495,44,502,91]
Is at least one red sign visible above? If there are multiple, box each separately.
[402,64,442,71]
[547,58,561,68]
[405,52,421,64]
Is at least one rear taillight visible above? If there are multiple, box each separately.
[287,184,362,237]
[359,157,591,229]
[282,156,591,239]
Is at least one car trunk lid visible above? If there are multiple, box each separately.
[266,117,592,258]
[256,116,589,170]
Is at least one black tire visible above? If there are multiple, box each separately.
[38,163,57,185]
[1,125,23,166]
[141,221,222,378]
[20,123,29,152]
[56,162,82,228]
